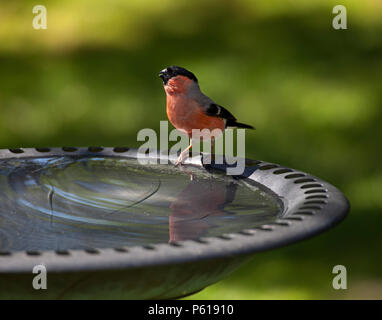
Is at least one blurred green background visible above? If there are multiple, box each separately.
[1,0,381,299]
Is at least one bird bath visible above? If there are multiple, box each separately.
[0,147,349,299]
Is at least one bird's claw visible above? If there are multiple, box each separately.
[174,158,183,167]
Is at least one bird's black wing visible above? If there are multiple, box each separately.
[205,103,254,129]
[205,103,236,121]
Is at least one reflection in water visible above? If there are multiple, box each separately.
[169,177,238,242]
[0,157,282,251]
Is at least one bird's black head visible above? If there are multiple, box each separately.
[158,66,198,85]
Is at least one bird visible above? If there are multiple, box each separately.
[159,66,254,166]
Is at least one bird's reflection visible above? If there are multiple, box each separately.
[169,173,238,243]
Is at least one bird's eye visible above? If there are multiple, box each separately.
[166,67,173,73]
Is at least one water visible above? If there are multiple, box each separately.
[0,156,282,251]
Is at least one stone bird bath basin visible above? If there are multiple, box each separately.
[0,147,349,299]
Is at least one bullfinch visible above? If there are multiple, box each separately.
[159,66,254,166]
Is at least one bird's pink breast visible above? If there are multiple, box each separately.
[166,96,224,137]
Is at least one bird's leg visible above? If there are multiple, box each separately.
[175,142,192,166]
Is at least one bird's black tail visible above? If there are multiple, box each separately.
[227,120,255,129]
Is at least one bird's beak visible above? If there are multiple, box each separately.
[158,69,168,84]
[158,69,167,77]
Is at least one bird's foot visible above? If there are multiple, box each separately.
[174,146,191,167]
[174,155,184,167]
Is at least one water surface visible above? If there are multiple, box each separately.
[0,156,282,251]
